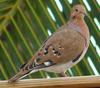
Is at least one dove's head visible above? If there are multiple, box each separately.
[71,4,87,19]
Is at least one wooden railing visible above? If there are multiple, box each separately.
[0,76,100,88]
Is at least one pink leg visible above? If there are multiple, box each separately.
[59,72,67,77]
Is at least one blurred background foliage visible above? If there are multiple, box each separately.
[0,0,100,80]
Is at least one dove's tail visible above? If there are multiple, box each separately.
[8,69,38,83]
[8,56,38,83]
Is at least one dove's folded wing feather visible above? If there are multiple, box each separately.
[26,29,85,71]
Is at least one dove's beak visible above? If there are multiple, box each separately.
[80,11,89,18]
[84,11,89,17]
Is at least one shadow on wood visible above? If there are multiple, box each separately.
[0,76,100,88]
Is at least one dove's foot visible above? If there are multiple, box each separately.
[59,72,67,77]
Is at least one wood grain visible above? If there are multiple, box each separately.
[0,76,100,88]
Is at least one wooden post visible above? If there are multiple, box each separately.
[0,76,100,88]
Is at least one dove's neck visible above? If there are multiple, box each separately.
[68,17,90,47]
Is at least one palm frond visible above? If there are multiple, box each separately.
[0,0,100,80]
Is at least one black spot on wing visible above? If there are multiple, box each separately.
[52,48,61,57]
[20,62,27,69]
[44,47,48,55]
[43,44,52,55]
[29,63,33,69]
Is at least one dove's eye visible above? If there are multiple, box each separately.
[75,9,78,12]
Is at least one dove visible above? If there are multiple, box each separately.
[8,4,90,83]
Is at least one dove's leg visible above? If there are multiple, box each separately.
[59,72,67,77]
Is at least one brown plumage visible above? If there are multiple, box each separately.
[8,4,90,83]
